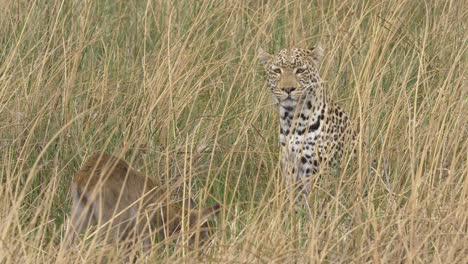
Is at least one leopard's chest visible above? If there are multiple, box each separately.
[281,124,325,158]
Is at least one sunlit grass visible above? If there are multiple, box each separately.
[0,0,466,263]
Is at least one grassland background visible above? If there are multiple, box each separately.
[0,0,466,263]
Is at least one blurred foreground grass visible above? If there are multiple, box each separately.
[0,0,466,262]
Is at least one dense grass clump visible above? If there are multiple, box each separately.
[0,0,466,263]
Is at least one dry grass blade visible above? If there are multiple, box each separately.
[0,0,466,263]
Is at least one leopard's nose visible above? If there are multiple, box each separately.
[282,87,296,94]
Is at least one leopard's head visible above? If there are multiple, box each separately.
[258,45,323,103]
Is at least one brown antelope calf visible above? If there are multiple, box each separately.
[67,153,219,257]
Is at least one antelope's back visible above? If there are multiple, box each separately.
[72,153,160,220]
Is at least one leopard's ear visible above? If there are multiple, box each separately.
[308,43,324,67]
[258,48,272,65]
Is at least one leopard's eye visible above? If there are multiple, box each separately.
[272,68,282,74]
[295,68,306,74]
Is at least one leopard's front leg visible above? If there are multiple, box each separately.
[283,146,312,198]
[281,150,299,194]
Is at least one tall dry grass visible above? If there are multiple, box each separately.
[0,0,466,263]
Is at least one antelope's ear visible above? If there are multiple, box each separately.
[308,43,324,67]
[181,197,197,209]
[191,203,221,226]
[204,203,221,216]
[258,48,272,65]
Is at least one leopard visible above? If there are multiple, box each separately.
[258,44,361,197]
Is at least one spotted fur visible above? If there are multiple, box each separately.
[258,45,358,195]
